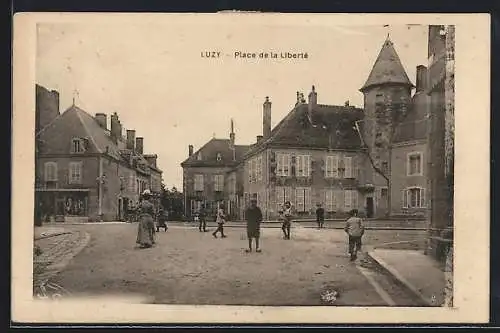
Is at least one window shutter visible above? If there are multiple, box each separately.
[420,188,426,208]
[344,157,353,178]
[333,155,339,178]
[402,189,408,208]
[305,188,311,211]
[344,190,351,210]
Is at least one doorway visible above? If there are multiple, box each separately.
[366,197,374,218]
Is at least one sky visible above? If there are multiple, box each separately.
[36,16,428,189]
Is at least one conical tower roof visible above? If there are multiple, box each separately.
[360,36,414,92]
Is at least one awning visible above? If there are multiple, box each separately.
[35,188,90,192]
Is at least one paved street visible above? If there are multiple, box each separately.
[45,223,427,306]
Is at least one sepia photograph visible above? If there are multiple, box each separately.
[12,13,489,324]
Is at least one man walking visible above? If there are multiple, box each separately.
[344,209,365,261]
[316,203,325,229]
[245,197,263,253]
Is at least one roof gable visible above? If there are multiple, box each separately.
[36,106,103,155]
[360,37,414,92]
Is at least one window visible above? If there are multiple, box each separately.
[71,138,85,153]
[344,156,353,178]
[296,155,311,177]
[276,153,291,177]
[216,153,222,161]
[407,152,423,176]
[44,162,58,181]
[325,155,339,178]
[295,187,311,212]
[276,186,292,210]
[381,187,388,198]
[197,152,203,161]
[68,162,83,184]
[214,174,224,192]
[194,174,204,191]
[325,189,341,212]
[381,161,389,174]
[403,187,426,208]
[256,156,263,181]
[344,190,358,211]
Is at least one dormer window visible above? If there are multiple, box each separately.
[197,153,203,161]
[71,137,86,154]
[216,153,222,161]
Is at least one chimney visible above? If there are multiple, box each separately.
[263,96,272,139]
[229,119,235,146]
[308,85,317,120]
[95,113,107,129]
[144,154,158,168]
[136,137,144,155]
[51,90,60,115]
[416,65,428,92]
[110,112,120,141]
[257,135,264,143]
[126,130,136,151]
[188,145,194,156]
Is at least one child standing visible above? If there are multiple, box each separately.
[344,209,365,261]
[281,201,293,240]
[316,203,325,229]
[212,203,227,238]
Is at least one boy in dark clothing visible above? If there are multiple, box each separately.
[245,198,263,253]
[316,203,325,229]
[198,205,208,232]
[344,209,365,261]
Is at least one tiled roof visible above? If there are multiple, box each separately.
[360,37,414,92]
[244,103,364,158]
[37,105,161,173]
[181,138,250,167]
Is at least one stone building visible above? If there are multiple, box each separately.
[35,86,163,222]
[425,25,455,263]
[181,120,250,220]
[182,36,431,221]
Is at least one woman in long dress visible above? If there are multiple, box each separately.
[136,189,156,248]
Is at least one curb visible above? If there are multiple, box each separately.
[34,231,72,241]
[366,249,434,306]
[35,231,91,283]
[165,224,427,231]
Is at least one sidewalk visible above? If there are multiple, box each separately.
[34,228,91,286]
[367,248,446,306]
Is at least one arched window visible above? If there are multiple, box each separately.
[216,153,222,161]
[44,162,58,181]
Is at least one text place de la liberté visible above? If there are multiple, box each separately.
[200,51,309,60]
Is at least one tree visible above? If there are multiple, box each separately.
[160,184,184,220]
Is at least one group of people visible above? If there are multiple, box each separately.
[135,190,365,261]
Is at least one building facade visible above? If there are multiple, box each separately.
[182,36,432,221]
[35,87,163,222]
[425,25,455,263]
[181,120,250,220]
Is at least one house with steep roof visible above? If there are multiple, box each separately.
[181,120,250,220]
[181,36,430,221]
[35,92,163,222]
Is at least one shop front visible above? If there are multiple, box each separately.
[35,188,90,222]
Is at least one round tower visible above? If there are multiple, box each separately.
[360,36,414,184]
